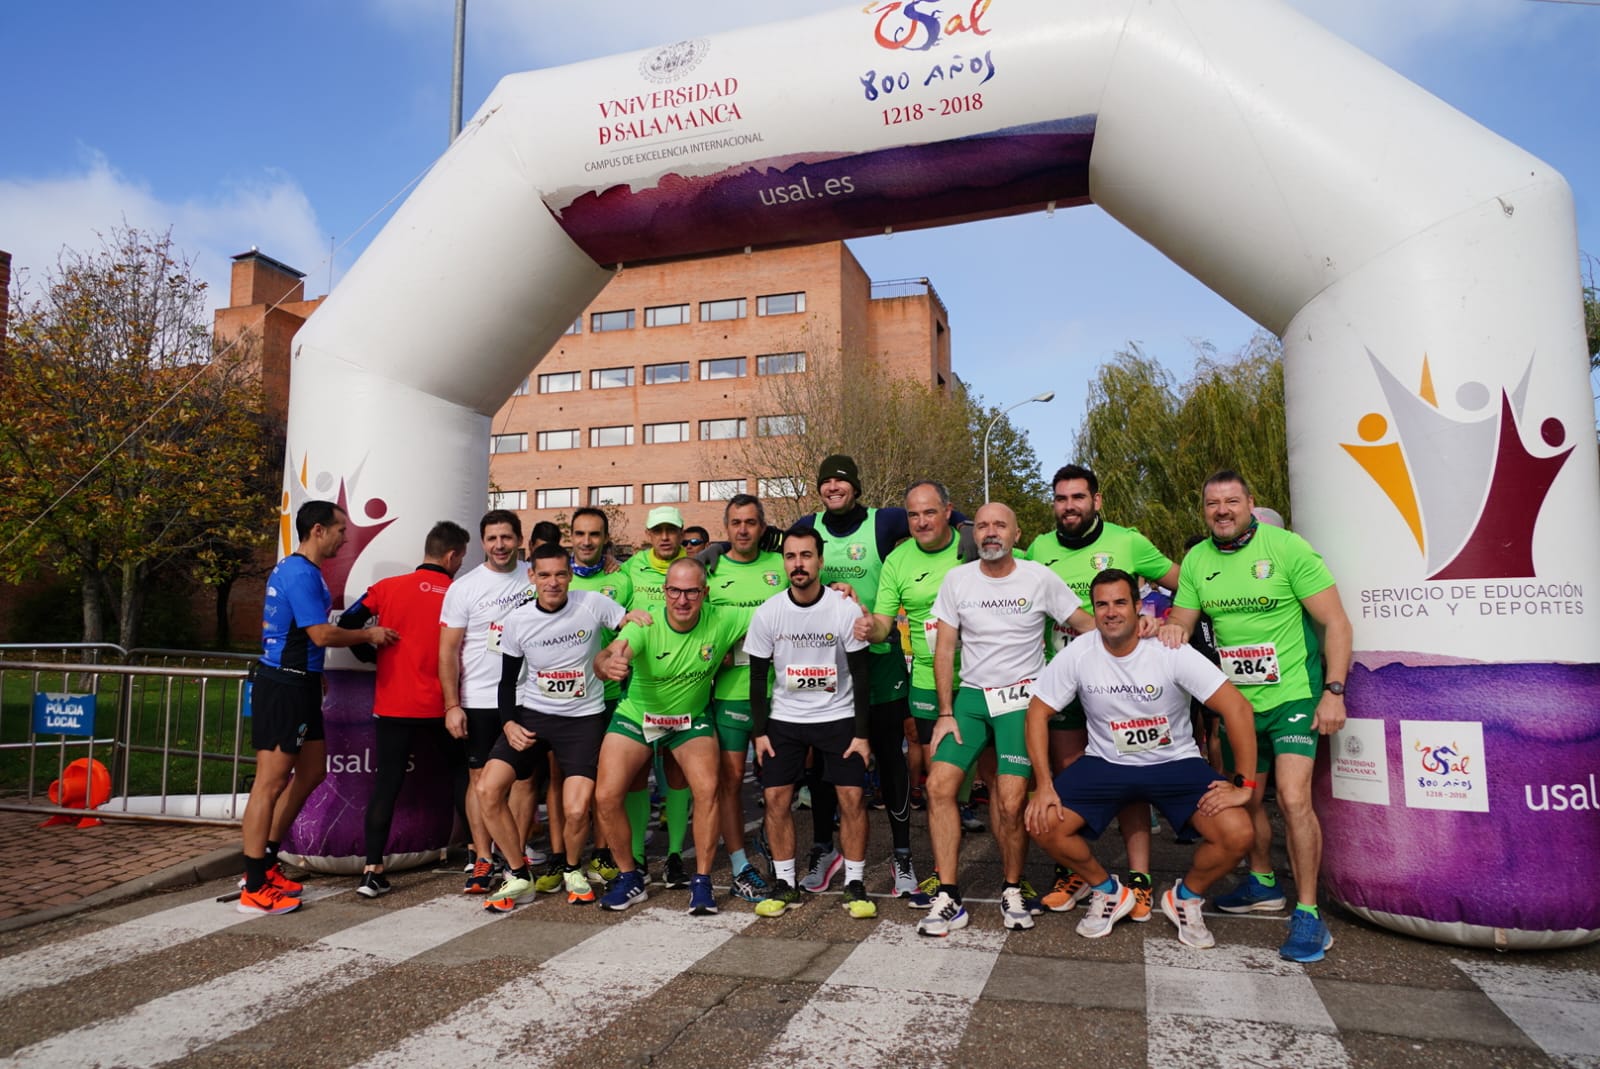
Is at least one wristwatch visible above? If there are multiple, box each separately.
[1324,681,1346,696]
[1231,773,1258,790]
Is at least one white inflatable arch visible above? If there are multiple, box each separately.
[283,0,1600,946]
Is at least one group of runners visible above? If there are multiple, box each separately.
[238,453,1351,964]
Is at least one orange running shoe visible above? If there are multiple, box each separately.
[237,863,303,897]
[1042,872,1091,912]
[1129,872,1154,922]
[237,883,300,915]
[464,856,495,894]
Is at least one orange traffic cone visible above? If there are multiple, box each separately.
[43,758,112,828]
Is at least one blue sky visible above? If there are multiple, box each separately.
[3,1,1595,472]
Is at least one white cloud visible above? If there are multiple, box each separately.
[0,151,329,315]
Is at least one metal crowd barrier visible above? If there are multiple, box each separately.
[0,643,255,826]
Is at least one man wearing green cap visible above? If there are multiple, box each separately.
[791,454,968,898]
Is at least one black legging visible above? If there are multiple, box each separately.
[808,696,912,852]
[364,716,468,867]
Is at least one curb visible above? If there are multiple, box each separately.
[0,844,244,935]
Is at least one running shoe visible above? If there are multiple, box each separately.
[916,891,969,937]
[586,849,620,885]
[1280,909,1334,963]
[483,873,535,913]
[730,863,771,903]
[1214,873,1287,914]
[906,874,940,910]
[1160,883,1215,949]
[237,883,300,915]
[524,844,548,867]
[663,852,690,890]
[1128,872,1154,923]
[687,873,718,916]
[892,853,930,906]
[1017,878,1046,916]
[598,869,648,911]
[564,867,595,905]
[1076,877,1135,939]
[842,880,877,919]
[755,878,803,918]
[969,781,990,806]
[959,804,985,833]
[464,856,495,894]
[800,844,842,893]
[909,784,926,811]
[532,859,566,894]
[356,871,391,899]
[238,864,302,898]
[462,852,477,874]
[1042,873,1091,912]
[1000,885,1035,931]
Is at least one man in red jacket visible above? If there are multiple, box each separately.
[340,520,471,897]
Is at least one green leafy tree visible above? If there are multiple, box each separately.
[1073,332,1288,558]
[0,226,278,647]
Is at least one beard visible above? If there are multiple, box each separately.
[978,543,1008,562]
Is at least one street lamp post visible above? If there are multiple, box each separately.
[982,391,1056,503]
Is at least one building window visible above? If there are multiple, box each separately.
[512,377,530,397]
[536,488,578,509]
[489,433,528,455]
[756,352,806,376]
[589,485,634,506]
[538,371,580,394]
[591,309,635,332]
[644,421,689,444]
[563,317,582,335]
[700,297,747,322]
[644,361,690,385]
[536,429,580,451]
[589,425,635,448]
[758,477,806,499]
[590,366,635,389]
[644,303,690,328]
[699,417,747,440]
[488,490,528,510]
[644,482,689,504]
[757,292,805,317]
[699,357,746,381]
[699,479,745,501]
[757,414,805,437]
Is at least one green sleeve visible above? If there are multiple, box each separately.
[1285,533,1336,600]
[1175,554,1205,611]
[872,555,903,618]
[619,621,649,656]
[1128,530,1177,582]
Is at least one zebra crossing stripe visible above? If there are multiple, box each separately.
[0,885,346,1002]
[2,894,494,1069]
[354,906,756,1069]
[1143,941,1350,1069]
[1455,957,1600,1068]
[762,920,1006,1068]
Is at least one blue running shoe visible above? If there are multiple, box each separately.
[687,873,718,916]
[1280,909,1334,962]
[1214,873,1287,914]
[598,869,648,911]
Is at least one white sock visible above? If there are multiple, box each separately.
[775,859,797,886]
[844,859,866,884]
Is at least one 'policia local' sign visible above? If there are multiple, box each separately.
[32,692,96,737]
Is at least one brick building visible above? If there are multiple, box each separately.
[487,240,951,542]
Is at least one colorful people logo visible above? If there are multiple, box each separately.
[1341,352,1573,580]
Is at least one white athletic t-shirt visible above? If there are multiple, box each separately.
[498,590,624,718]
[1033,631,1227,766]
[930,560,1080,691]
[438,563,536,707]
[743,587,868,724]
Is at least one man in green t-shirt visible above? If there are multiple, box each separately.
[1025,463,1181,918]
[856,479,966,903]
[594,557,744,916]
[706,494,787,902]
[1159,469,1352,964]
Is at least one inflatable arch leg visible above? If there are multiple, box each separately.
[282,0,1599,946]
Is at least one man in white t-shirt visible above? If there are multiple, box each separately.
[921,502,1095,937]
[1025,568,1257,948]
[743,526,875,921]
[477,543,650,913]
[439,510,537,893]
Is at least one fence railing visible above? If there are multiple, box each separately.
[0,643,255,826]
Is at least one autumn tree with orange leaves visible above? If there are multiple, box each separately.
[0,227,278,647]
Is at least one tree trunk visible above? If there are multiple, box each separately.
[117,561,145,651]
[80,565,104,643]
[214,576,234,649]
